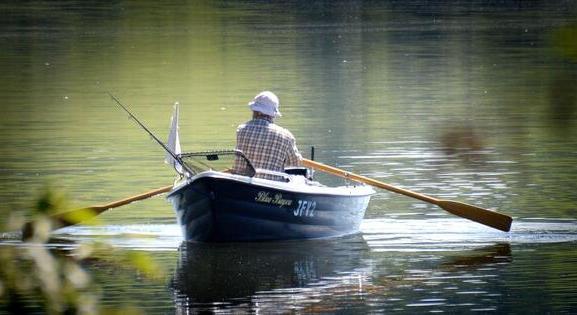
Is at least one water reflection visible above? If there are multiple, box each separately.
[368,243,513,312]
[439,243,511,270]
[549,71,577,128]
[171,235,370,312]
[170,234,517,313]
[438,125,485,161]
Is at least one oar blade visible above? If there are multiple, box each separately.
[52,206,103,226]
[438,200,512,232]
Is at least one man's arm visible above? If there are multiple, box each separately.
[286,137,302,167]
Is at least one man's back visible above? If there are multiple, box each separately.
[233,118,301,180]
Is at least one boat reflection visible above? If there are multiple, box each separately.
[171,234,371,311]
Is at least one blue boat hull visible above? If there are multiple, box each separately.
[167,172,373,242]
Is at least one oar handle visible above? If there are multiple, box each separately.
[302,158,438,204]
[98,185,173,210]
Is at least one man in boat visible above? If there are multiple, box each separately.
[232,91,302,181]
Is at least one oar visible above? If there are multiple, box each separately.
[302,158,512,232]
[22,185,173,239]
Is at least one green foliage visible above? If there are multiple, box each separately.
[0,186,166,314]
[0,234,97,314]
[33,186,70,216]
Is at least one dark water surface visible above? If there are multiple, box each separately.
[1,0,576,313]
[3,219,574,314]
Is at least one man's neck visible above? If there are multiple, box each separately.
[252,112,274,123]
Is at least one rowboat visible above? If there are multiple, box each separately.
[166,150,375,242]
[106,99,375,242]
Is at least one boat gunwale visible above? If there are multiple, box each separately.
[166,170,376,199]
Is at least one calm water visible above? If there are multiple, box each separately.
[1,0,577,313]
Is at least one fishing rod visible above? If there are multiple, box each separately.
[107,92,192,176]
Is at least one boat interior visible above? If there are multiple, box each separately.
[178,150,313,182]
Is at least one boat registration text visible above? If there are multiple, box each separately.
[254,191,316,217]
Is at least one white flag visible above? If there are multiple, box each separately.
[166,102,183,174]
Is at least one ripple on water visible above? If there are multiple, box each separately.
[361,217,577,252]
[1,217,558,253]
[51,224,183,250]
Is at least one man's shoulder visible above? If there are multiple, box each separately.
[269,123,295,139]
[237,119,267,134]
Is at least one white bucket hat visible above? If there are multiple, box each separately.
[248,91,282,117]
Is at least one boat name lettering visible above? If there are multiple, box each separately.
[255,191,293,207]
[294,200,316,217]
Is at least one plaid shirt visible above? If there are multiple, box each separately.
[233,118,302,180]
